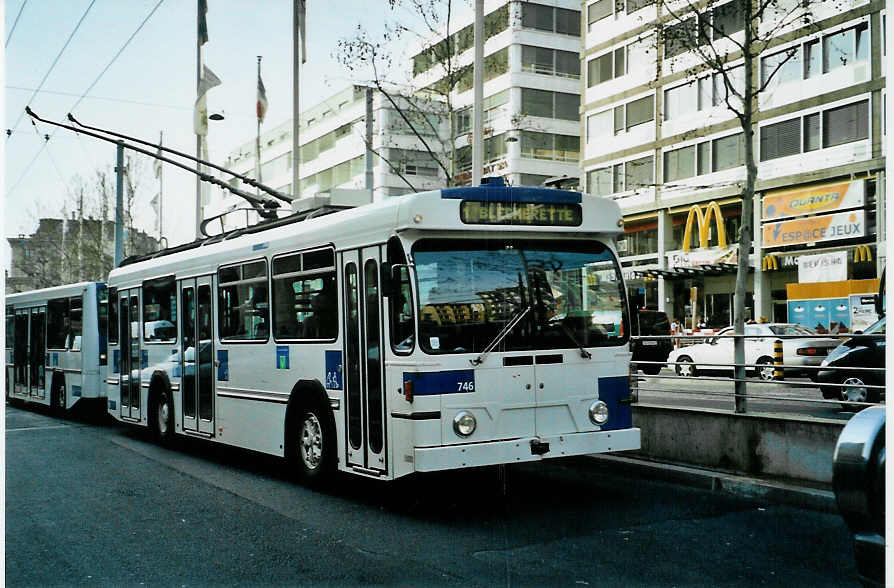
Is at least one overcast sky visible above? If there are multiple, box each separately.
[4,0,459,266]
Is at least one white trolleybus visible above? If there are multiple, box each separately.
[105,177,640,481]
[6,282,109,413]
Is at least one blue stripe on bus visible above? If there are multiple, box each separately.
[441,177,581,204]
[403,370,475,396]
[597,376,633,431]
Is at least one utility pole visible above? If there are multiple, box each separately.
[471,0,484,186]
[114,142,124,267]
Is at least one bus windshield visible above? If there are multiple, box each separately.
[412,238,628,355]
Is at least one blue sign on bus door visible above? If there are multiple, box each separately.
[324,351,342,390]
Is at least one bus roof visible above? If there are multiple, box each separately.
[6,282,102,306]
[109,178,622,288]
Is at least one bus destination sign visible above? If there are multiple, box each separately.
[460,201,582,227]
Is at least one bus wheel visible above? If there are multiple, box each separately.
[150,387,175,446]
[295,405,334,484]
[52,378,67,417]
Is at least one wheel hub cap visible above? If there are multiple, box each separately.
[842,378,867,403]
[158,400,169,433]
[301,414,323,469]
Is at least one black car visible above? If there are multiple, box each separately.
[817,316,886,410]
[832,405,885,587]
[631,309,672,375]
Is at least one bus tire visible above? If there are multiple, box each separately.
[51,376,67,417]
[286,383,335,486]
[149,380,175,447]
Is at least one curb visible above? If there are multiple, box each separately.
[588,454,838,513]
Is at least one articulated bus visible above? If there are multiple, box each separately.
[105,178,640,481]
[6,282,109,413]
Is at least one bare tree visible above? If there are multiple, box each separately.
[656,0,826,411]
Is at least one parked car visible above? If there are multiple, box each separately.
[631,309,672,375]
[817,316,886,410]
[832,405,885,587]
[667,322,840,380]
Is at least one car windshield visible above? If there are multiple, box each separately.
[863,316,886,334]
[412,238,628,354]
[769,324,816,336]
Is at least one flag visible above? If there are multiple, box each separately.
[194,65,222,136]
[297,0,307,64]
[198,0,208,46]
[257,72,268,123]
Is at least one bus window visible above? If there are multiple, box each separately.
[218,260,269,341]
[69,296,83,350]
[272,249,337,341]
[387,237,415,353]
[108,288,119,345]
[143,276,177,343]
[47,298,69,350]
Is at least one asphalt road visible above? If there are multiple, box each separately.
[5,403,861,586]
[635,368,869,420]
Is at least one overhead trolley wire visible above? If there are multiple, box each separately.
[8,0,97,138]
[6,0,29,47]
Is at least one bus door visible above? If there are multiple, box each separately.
[29,307,46,399]
[13,309,29,394]
[119,290,141,421]
[342,249,387,474]
[179,276,215,436]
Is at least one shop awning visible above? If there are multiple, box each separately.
[634,263,743,280]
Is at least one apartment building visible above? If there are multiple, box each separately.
[410,0,584,187]
[582,0,885,331]
[205,85,447,232]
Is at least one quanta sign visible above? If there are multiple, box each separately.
[762,179,865,221]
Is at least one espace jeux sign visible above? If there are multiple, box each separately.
[762,210,866,248]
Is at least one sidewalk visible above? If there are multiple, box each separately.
[589,453,837,513]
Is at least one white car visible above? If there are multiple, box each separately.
[667,323,841,380]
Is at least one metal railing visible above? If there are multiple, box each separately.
[628,332,886,415]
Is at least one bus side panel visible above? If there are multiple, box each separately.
[216,397,287,456]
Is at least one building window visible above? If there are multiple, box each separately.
[761,47,802,86]
[760,117,801,161]
[803,113,820,151]
[587,167,613,196]
[521,45,580,78]
[823,23,869,73]
[587,0,611,27]
[587,109,613,142]
[664,81,697,120]
[522,3,580,36]
[625,155,654,189]
[520,132,579,161]
[712,133,744,171]
[521,88,580,121]
[663,145,695,182]
[712,65,744,107]
[712,1,744,38]
[664,18,698,59]
[697,141,710,175]
[823,100,869,147]
[625,94,654,129]
[804,39,821,78]
[626,0,655,13]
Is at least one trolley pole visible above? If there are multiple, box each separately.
[114,141,124,266]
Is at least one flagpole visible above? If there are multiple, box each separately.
[158,130,164,241]
[195,2,204,240]
[292,1,304,201]
[257,55,262,198]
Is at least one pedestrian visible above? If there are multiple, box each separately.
[670,317,681,348]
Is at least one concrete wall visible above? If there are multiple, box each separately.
[631,405,846,484]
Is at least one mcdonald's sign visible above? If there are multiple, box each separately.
[682,201,727,252]
[853,245,873,263]
[762,254,779,271]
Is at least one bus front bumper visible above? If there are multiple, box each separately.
[413,427,641,472]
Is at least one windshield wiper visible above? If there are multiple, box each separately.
[556,320,592,360]
[470,306,531,367]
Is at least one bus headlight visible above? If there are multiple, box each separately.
[453,410,476,437]
[588,400,609,425]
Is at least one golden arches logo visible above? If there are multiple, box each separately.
[853,245,872,263]
[682,201,727,252]
[762,255,778,271]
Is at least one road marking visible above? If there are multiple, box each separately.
[6,424,72,432]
